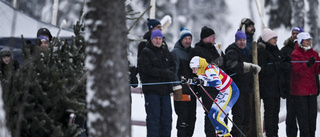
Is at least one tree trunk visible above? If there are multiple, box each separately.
[85,0,131,137]
[252,41,262,137]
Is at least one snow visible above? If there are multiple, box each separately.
[0,85,11,137]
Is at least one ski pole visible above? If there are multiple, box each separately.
[199,85,247,137]
[185,82,209,113]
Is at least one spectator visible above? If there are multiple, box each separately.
[137,18,169,81]
[290,32,319,137]
[27,28,53,55]
[225,30,260,137]
[280,26,304,137]
[138,30,176,137]
[171,27,197,137]
[187,56,239,137]
[238,18,257,136]
[190,26,225,137]
[37,28,53,42]
[0,48,20,80]
[257,28,290,137]
[0,48,20,103]
[238,18,255,51]
[36,35,50,51]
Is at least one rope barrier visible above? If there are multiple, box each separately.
[130,81,181,86]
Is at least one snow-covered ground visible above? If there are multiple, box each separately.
[131,92,320,137]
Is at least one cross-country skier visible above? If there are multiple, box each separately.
[186,56,240,137]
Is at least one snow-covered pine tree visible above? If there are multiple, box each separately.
[1,19,87,137]
[85,0,131,136]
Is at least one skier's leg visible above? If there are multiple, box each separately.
[201,87,218,137]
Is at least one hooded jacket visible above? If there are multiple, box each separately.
[0,48,20,79]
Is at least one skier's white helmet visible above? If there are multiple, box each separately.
[190,56,200,68]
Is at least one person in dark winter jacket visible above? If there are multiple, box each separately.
[137,18,168,80]
[280,26,304,137]
[225,30,261,137]
[0,48,20,81]
[290,32,319,137]
[239,18,255,51]
[190,26,224,137]
[139,30,176,137]
[257,28,290,137]
[171,27,197,137]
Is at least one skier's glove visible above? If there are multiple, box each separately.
[181,77,193,85]
[306,57,315,68]
[193,77,204,86]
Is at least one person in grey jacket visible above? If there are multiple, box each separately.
[171,27,197,137]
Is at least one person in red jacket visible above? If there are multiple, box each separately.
[290,32,320,137]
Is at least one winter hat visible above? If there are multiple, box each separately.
[147,18,161,31]
[150,29,163,40]
[200,26,215,40]
[295,32,312,44]
[0,48,12,58]
[179,27,192,41]
[189,56,208,76]
[37,28,52,41]
[261,28,277,42]
[239,18,254,33]
[235,30,247,42]
[38,35,49,41]
[292,26,304,33]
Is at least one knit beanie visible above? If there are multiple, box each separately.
[235,30,247,42]
[239,18,254,33]
[200,26,215,40]
[179,27,192,41]
[261,28,277,42]
[38,35,49,41]
[147,18,161,31]
[150,29,163,40]
[37,28,52,41]
[292,26,304,33]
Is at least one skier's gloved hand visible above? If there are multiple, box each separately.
[193,77,204,86]
[181,77,192,84]
[306,57,315,68]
